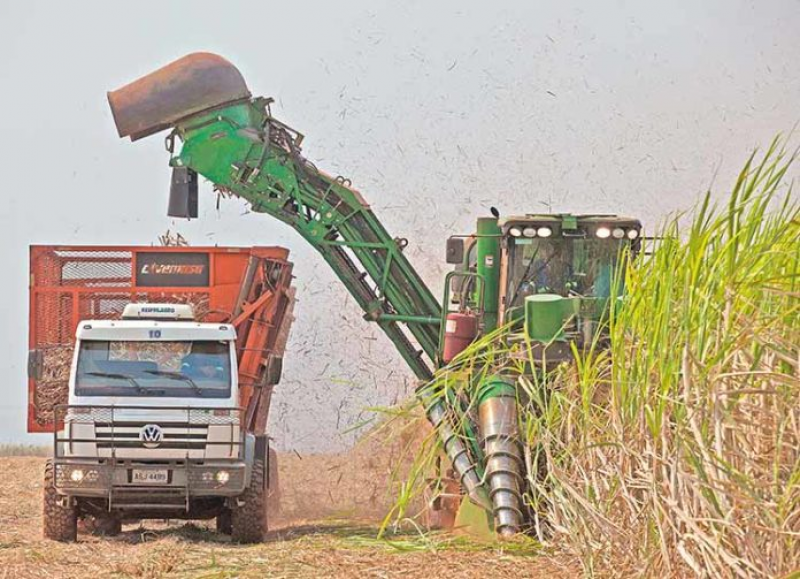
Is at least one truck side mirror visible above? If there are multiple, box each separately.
[446,237,464,264]
[28,350,43,381]
[168,167,199,219]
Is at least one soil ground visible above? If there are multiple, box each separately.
[0,457,577,578]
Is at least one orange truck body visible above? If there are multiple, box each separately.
[28,245,295,434]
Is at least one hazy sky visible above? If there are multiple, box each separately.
[1,1,797,451]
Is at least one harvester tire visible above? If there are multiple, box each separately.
[216,509,232,535]
[231,458,267,543]
[43,461,77,542]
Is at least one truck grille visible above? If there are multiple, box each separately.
[95,424,209,451]
[56,405,243,461]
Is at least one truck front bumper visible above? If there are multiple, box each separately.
[54,460,248,498]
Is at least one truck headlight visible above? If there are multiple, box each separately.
[70,469,85,483]
[216,470,230,484]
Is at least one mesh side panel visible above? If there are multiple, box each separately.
[33,292,74,346]
[56,250,132,287]
[78,294,132,322]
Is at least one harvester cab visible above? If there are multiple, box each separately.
[442,214,641,364]
[108,53,644,538]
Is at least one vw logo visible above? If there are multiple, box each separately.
[139,424,164,449]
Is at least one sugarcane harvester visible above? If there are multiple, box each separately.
[108,53,642,536]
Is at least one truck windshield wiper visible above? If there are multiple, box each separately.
[83,371,146,393]
[143,370,203,395]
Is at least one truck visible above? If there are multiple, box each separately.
[29,245,295,542]
[108,53,643,536]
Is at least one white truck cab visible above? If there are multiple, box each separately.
[45,303,266,542]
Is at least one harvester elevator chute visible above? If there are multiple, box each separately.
[111,53,442,382]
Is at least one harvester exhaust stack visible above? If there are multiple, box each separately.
[107,52,251,141]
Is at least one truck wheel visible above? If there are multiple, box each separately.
[216,509,232,535]
[43,461,77,542]
[83,515,122,536]
[231,459,267,543]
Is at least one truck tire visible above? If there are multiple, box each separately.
[43,461,77,542]
[231,458,267,543]
[216,509,232,535]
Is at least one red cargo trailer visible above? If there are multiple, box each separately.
[28,245,295,434]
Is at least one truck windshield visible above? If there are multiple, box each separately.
[75,340,232,398]
[506,237,628,308]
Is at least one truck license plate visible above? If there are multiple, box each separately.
[132,469,168,484]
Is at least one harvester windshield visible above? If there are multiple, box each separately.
[75,340,232,398]
[507,238,627,307]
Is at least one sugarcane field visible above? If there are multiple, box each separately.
[1,3,798,578]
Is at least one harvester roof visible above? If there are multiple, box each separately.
[500,213,641,226]
[500,213,642,238]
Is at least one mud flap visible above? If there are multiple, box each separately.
[254,435,269,492]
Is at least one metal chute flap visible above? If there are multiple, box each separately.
[108,52,251,141]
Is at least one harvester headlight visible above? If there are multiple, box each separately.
[537,227,552,238]
[508,226,522,237]
[522,227,537,238]
[627,229,639,240]
[612,227,625,239]
[216,470,230,484]
[595,227,611,239]
[70,469,85,483]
